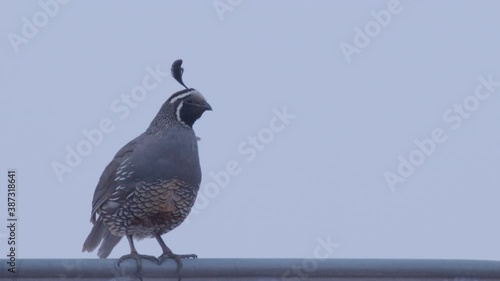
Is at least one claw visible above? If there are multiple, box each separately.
[155,234,197,281]
[158,253,197,281]
[158,253,197,262]
[118,251,159,271]
[117,235,159,281]
[117,252,158,281]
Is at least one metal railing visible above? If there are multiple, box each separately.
[1,258,500,280]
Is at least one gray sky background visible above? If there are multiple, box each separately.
[1,0,500,261]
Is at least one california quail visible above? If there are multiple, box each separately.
[82,59,212,279]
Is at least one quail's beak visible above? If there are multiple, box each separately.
[204,101,213,111]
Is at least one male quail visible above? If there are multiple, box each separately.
[82,60,211,278]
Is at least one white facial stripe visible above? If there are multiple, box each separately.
[176,101,187,126]
[169,92,192,104]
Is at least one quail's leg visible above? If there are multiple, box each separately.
[155,234,197,280]
[118,235,159,279]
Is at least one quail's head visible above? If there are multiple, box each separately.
[148,60,212,131]
[167,88,212,128]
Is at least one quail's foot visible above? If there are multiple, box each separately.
[158,252,197,264]
[117,251,158,281]
[118,250,159,269]
[158,252,197,281]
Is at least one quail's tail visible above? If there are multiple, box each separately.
[97,230,122,258]
[82,219,106,253]
[82,218,122,258]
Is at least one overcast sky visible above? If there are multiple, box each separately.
[1,0,500,262]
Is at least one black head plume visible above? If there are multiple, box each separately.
[171,59,188,89]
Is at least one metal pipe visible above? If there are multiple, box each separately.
[1,259,500,280]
